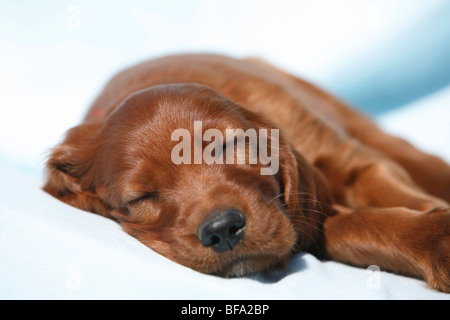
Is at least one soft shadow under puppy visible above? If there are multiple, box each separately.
[248,253,309,284]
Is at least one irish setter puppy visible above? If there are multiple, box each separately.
[43,54,450,292]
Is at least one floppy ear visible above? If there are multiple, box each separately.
[231,102,334,252]
[238,106,333,214]
[279,141,333,210]
[277,139,334,255]
[43,123,112,217]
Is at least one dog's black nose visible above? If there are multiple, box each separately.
[198,208,246,252]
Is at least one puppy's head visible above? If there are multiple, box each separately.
[44,84,332,276]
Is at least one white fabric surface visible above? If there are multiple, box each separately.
[1,87,449,300]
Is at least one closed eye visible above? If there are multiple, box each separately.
[128,191,159,205]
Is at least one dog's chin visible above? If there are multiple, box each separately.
[207,253,291,278]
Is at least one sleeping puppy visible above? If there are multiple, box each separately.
[43,54,450,292]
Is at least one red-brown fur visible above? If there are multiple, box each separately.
[43,54,450,292]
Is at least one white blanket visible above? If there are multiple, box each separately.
[1,87,449,300]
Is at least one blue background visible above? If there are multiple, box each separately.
[0,0,449,170]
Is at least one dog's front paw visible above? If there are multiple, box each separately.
[420,208,450,293]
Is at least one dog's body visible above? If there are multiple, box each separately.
[44,54,450,292]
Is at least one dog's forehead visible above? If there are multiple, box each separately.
[122,84,246,123]
[110,87,252,142]
[101,84,261,179]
